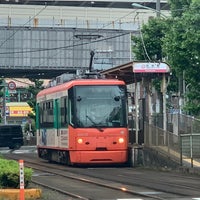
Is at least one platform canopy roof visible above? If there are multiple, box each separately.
[100,61,171,85]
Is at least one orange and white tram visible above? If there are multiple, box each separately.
[36,77,129,165]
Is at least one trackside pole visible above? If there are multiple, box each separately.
[19,160,25,200]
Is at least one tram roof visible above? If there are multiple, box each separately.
[37,78,126,101]
[100,61,171,85]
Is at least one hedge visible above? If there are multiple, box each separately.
[0,158,33,189]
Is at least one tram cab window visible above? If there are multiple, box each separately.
[69,85,127,128]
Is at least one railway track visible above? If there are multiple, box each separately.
[5,153,165,199]
[4,152,200,199]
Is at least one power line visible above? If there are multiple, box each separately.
[0,32,130,55]
[0,2,143,55]
[0,2,153,73]
[0,2,153,57]
[8,78,34,86]
[139,26,151,61]
[0,3,47,49]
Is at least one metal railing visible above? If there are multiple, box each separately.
[144,113,200,168]
[180,133,200,168]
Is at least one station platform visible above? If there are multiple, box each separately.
[130,145,200,175]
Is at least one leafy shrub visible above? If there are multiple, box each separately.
[0,158,33,188]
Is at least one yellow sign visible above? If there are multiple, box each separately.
[6,102,32,117]
[9,106,32,117]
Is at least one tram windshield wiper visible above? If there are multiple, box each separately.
[86,115,104,132]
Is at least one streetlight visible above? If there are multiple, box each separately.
[132,3,167,18]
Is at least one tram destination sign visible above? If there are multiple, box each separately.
[133,62,170,73]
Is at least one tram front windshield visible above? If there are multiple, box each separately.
[72,85,127,128]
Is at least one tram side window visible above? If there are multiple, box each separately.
[60,97,68,127]
[39,104,43,126]
[39,101,54,128]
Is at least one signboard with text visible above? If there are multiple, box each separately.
[8,81,16,90]
[10,110,31,116]
[133,62,170,73]
[6,105,32,117]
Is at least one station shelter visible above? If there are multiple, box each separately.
[101,61,171,145]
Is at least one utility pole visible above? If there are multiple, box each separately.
[3,85,6,124]
[0,80,7,125]
[156,0,161,18]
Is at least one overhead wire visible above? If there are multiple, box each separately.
[0,32,130,55]
[35,5,144,69]
[0,3,48,49]
[0,1,155,54]
[132,0,158,61]
[8,78,34,86]
[0,1,156,55]
[138,23,151,61]
[0,1,155,73]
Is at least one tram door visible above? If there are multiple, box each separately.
[55,99,59,146]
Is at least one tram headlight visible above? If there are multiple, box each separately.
[77,138,83,144]
[118,137,124,144]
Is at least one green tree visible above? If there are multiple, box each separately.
[26,79,44,119]
[131,16,179,105]
[0,78,4,98]
[132,18,169,61]
[132,0,200,115]
[163,1,200,115]
[168,0,191,17]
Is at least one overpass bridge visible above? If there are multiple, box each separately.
[0,26,133,79]
[0,1,169,79]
